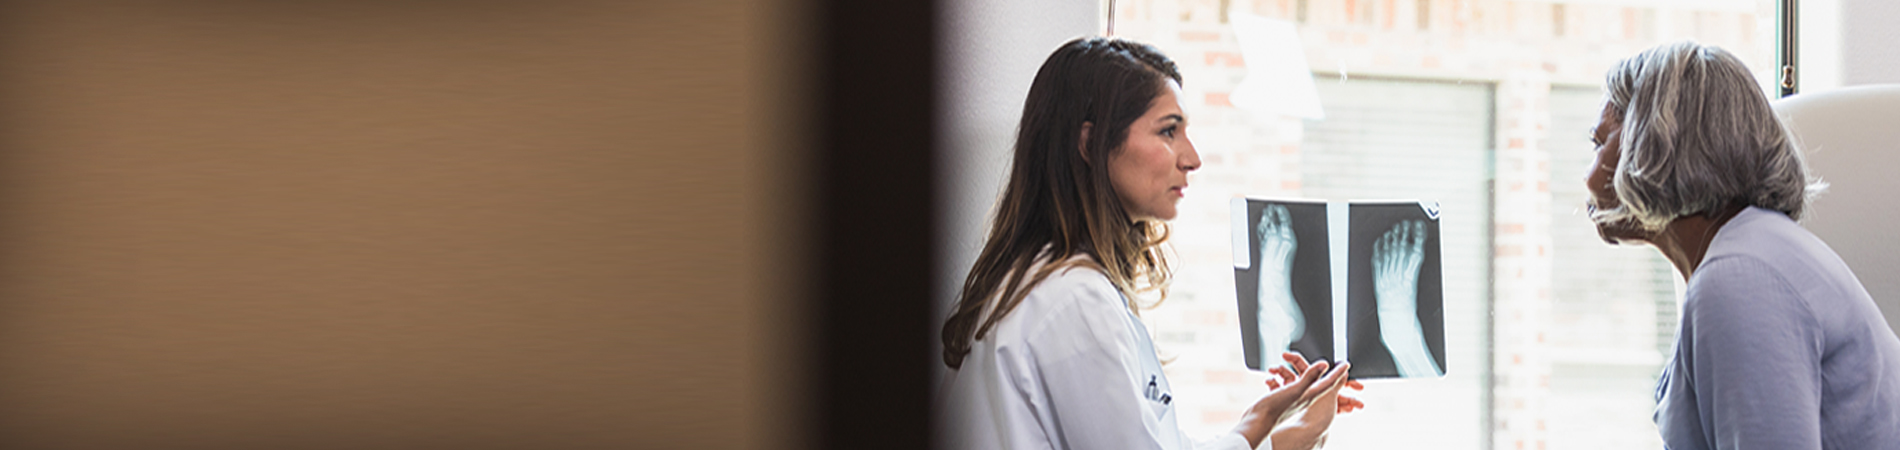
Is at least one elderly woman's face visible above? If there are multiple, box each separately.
[1586,100,1646,244]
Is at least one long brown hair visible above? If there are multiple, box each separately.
[941,37,1182,369]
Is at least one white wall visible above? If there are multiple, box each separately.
[1841,0,1900,85]
[934,0,1100,375]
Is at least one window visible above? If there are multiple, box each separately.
[1107,1,1776,448]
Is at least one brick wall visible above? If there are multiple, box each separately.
[1111,0,1767,448]
[1492,70,1554,450]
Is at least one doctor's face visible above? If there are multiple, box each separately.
[1108,81,1200,222]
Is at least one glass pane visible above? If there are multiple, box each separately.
[1109,1,1776,449]
[1301,78,1492,449]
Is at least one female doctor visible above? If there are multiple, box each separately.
[937,37,1362,450]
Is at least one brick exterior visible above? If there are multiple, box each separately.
[1110,1,1768,448]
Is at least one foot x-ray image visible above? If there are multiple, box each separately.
[1232,199,1331,371]
[1346,202,1446,379]
[1233,199,1446,379]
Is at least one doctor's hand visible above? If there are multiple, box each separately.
[1274,352,1364,414]
[1232,353,1361,449]
[1270,361,1352,450]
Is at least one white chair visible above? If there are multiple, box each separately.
[1773,84,1900,333]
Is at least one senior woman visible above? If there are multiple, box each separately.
[1586,41,1900,449]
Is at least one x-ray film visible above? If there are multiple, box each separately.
[1232,198,1446,380]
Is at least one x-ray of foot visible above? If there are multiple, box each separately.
[1372,219,1442,377]
[1256,204,1306,363]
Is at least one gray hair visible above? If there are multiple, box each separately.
[1592,41,1825,232]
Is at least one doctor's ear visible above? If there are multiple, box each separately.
[1078,121,1093,162]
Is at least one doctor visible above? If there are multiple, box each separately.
[938,37,1362,450]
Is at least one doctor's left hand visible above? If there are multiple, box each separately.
[1271,352,1364,414]
[1269,360,1352,450]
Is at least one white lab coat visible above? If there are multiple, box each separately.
[938,254,1257,450]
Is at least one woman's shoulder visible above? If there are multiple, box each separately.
[1001,254,1128,332]
[1683,251,1821,333]
[1706,207,1828,264]
[1006,255,1144,359]
[1022,254,1119,303]
[1701,207,1861,298]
